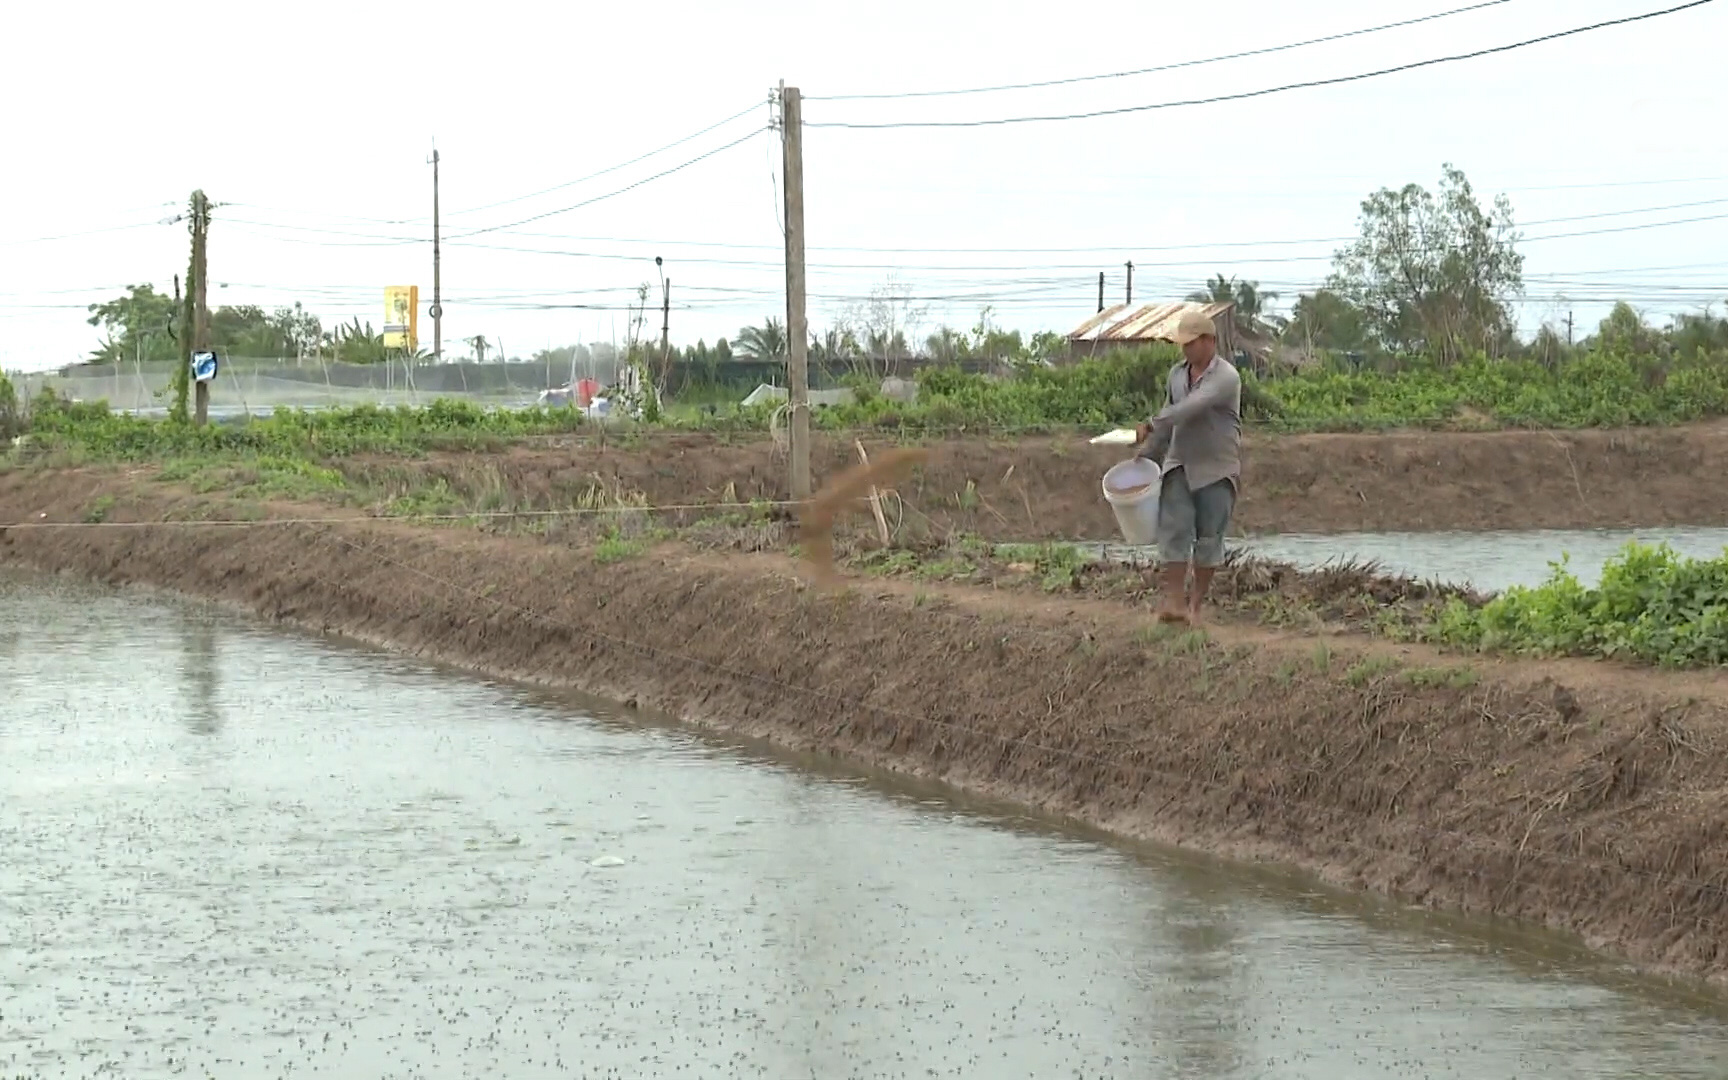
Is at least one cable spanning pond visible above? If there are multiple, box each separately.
[6,571,1728,1079]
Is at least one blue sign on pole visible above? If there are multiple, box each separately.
[191,351,218,384]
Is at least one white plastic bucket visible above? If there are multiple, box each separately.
[1101,458,1162,546]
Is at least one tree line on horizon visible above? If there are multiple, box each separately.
[75,164,1728,379]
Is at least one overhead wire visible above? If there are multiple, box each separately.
[805,0,1720,129]
[0,221,166,247]
[18,5,1722,354]
[448,128,770,239]
[811,0,1515,100]
[221,193,1728,267]
[210,173,1728,257]
[440,101,768,219]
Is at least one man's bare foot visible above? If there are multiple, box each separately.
[1157,565,1189,624]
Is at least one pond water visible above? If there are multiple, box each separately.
[1086,527,1728,592]
[6,571,1728,1078]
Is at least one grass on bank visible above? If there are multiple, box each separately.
[10,350,1724,669]
[6,344,1728,468]
[54,439,1728,669]
[848,534,1728,670]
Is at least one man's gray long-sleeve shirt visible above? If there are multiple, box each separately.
[1137,357,1242,492]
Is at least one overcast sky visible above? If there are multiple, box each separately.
[2,0,1724,372]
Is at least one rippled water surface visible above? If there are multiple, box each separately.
[1090,526,1728,592]
[1242,526,1728,592]
[7,570,1728,1079]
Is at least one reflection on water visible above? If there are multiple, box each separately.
[6,569,1728,1078]
[179,610,221,736]
[1241,527,1728,593]
[1091,527,1728,592]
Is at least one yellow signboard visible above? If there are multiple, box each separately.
[383,286,419,351]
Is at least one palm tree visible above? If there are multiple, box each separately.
[1189,275,1286,339]
[733,317,787,361]
[924,326,967,363]
[810,327,861,366]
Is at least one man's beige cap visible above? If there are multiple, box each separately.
[1171,308,1217,345]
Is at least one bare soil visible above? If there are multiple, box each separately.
[334,422,1728,542]
[5,467,1728,984]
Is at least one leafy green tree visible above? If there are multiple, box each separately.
[86,284,180,365]
[1327,163,1523,360]
[1286,290,1372,354]
[964,306,1024,362]
[1027,330,1069,364]
[209,305,275,355]
[925,326,966,363]
[0,370,20,440]
[1594,302,1665,356]
[734,318,787,361]
[269,303,323,358]
[811,326,861,367]
[1670,306,1728,358]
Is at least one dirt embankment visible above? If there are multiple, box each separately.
[339,422,1728,542]
[5,469,1728,983]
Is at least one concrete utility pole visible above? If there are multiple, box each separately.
[1565,310,1575,347]
[655,255,671,386]
[430,145,443,362]
[660,281,671,358]
[1125,260,1134,307]
[1097,271,1105,313]
[190,190,212,427]
[778,82,810,501]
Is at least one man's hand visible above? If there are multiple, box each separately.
[1134,422,1152,446]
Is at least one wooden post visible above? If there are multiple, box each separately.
[855,439,891,548]
[430,146,443,363]
[191,191,211,426]
[780,83,811,501]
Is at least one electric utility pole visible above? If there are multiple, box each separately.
[660,279,671,358]
[190,191,212,426]
[430,145,443,362]
[777,82,810,501]
[656,255,671,387]
[1125,260,1134,307]
[1097,271,1105,313]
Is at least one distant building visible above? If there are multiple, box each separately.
[1066,300,1271,370]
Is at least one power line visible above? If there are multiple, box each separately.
[449,128,769,239]
[0,221,163,247]
[225,191,1728,263]
[806,0,1720,129]
[440,101,766,219]
[438,209,1728,272]
[214,173,1728,256]
[811,0,1515,101]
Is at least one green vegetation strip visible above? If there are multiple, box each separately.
[851,536,1727,671]
[1429,544,1728,668]
[7,343,1728,467]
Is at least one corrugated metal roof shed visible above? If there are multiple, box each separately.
[1068,300,1234,344]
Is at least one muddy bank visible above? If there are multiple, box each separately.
[5,470,1728,984]
[336,422,1728,541]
